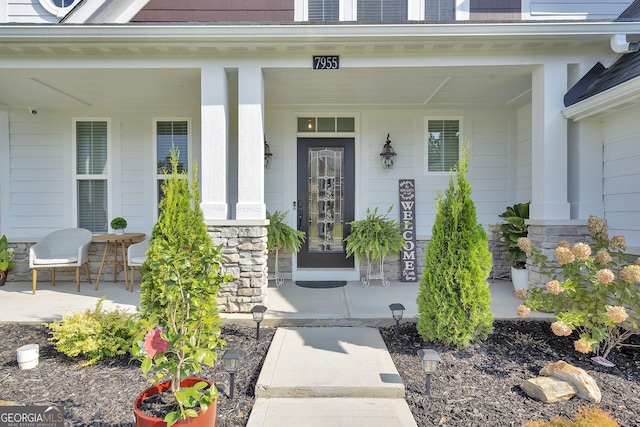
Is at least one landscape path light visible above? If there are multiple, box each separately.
[388,303,405,338]
[417,349,441,395]
[251,305,267,340]
[222,349,245,400]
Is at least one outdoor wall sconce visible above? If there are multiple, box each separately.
[389,303,405,338]
[264,136,273,169]
[251,305,267,340]
[222,349,245,400]
[417,349,441,395]
[380,134,397,169]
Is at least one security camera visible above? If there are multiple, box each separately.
[28,107,38,115]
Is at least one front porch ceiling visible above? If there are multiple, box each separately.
[0,65,534,110]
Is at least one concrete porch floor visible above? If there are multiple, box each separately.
[0,278,547,324]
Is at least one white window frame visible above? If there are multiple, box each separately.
[39,0,82,18]
[153,118,192,221]
[424,116,462,175]
[73,118,111,233]
[296,0,466,21]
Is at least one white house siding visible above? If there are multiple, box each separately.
[264,106,518,240]
[4,108,201,239]
[602,104,640,247]
[516,103,533,203]
[7,0,59,23]
[523,0,633,20]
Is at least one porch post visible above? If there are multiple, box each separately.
[200,65,229,220]
[568,120,604,219]
[530,63,571,220]
[236,66,266,220]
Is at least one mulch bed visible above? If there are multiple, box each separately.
[1,320,639,426]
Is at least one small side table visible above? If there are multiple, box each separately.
[92,233,146,290]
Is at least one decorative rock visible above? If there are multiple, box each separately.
[540,360,601,403]
[520,376,577,403]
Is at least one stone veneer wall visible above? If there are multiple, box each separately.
[5,225,269,314]
[209,225,269,313]
[526,220,590,288]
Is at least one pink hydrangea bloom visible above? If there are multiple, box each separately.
[143,327,168,358]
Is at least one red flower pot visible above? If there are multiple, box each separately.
[133,378,218,427]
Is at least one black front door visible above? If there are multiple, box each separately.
[296,138,355,268]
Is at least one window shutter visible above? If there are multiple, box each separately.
[309,0,339,21]
[358,0,407,21]
[425,0,455,20]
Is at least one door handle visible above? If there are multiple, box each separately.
[297,200,304,230]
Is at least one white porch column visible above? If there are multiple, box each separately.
[200,65,229,220]
[568,120,604,219]
[236,66,266,220]
[530,63,571,220]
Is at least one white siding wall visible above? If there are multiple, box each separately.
[524,0,633,20]
[7,0,58,23]
[265,106,519,239]
[602,104,640,247]
[4,108,201,238]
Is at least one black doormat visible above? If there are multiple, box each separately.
[295,281,347,289]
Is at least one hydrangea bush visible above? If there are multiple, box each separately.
[516,215,640,359]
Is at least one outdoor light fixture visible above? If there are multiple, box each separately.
[264,136,273,169]
[222,349,245,400]
[417,349,441,395]
[389,303,405,338]
[380,134,397,169]
[251,305,267,340]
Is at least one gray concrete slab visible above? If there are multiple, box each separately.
[247,398,418,427]
[256,327,404,398]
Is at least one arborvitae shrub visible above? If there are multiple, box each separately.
[416,147,493,347]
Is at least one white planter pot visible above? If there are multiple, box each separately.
[16,344,39,370]
[511,266,529,292]
[114,229,124,235]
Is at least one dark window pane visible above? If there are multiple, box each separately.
[309,0,339,21]
[427,119,459,172]
[426,0,455,20]
[78,180,107,233]
[358,0,407,21]
[157,121,188,173]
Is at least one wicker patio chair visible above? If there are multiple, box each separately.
[29,228,93,294]
[127,238,149,291]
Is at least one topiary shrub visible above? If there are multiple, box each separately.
[46,297,138,366]
[416,147,493,347]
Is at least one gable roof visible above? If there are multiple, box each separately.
[564,1,640,107]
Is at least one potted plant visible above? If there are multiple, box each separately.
[131,148,232,427]
[344,206,406,287]
[0,234,15,286]
[110,217,127,235]
[266,210,306,287]
[498,201,530,291]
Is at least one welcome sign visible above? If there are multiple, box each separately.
[399,179,417,282]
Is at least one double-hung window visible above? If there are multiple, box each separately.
[309,0,339,21]
[76,120,109,233]
[426,118,460,173]
[155,120,189,208]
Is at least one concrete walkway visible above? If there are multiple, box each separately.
[0,278,548,426]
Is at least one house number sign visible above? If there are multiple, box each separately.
[399,179,418,282]
[312,55,340,70]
